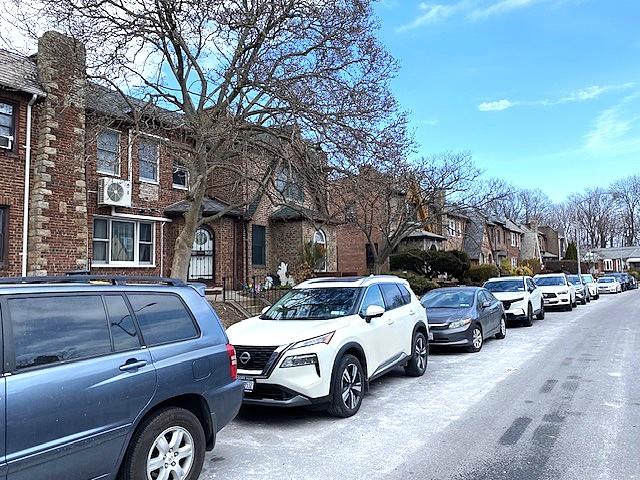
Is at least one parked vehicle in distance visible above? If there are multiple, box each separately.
[610,272,630,291]
[484,276,544,326]
[629,275,638,290]
[534,273,576,311]
[227,275,429,418]
[597,276,622,294]
[0,275,243,480]
[567,274,590,304]
[581,274,600,300]
[421,287,506,353]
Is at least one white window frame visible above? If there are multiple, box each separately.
[92,217,156,267]
[604,259,613,271]
[96,128,121,176]
[511,232,516,247]
[0,100,15,150]
[172,160,189,190]
[448,219,456,236]
[138,137,160,184]
[511,257,517,268]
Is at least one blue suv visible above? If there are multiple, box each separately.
[0,276,243,480]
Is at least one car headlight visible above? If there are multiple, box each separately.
[558,290,568,294]
[448,318,472,329]
[290,332,335,350]
[280,353,318,368]
[509,297,525,304]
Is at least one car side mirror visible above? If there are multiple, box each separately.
[362,304,385,323]
[261,306,270,314]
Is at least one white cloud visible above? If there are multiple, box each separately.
[397,0,555,32]
[396,2,465,33]
[478,83,636,112]
[584,92,640,155]
[469,0,541,20]
[478,99,515,111]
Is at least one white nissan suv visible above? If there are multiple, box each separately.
[534,273,577,311]
[226,275,429,418]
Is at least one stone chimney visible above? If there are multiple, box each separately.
[28,31,88,275]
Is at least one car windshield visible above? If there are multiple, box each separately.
[582,275,594,283]
[598,277,614,283]
[535,276,565,286]
[484,280,524,292]
[261,287,360,320]
[566,275,581,285]
[421,290,475,309]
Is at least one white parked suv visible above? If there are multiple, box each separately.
[226,275,429,417]
[483,276,544,326]
[534,273,577,311]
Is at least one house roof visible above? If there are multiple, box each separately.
[0,50,46,96]
[164,196,244,218]
[269,205,330,223]
[589,246,640,260]
[505,219,525,234]
[405,229,447,241]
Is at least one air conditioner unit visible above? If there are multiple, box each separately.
[0,135,13,150]
[98,178,132,207]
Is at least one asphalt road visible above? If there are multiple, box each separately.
[203,291,640,480]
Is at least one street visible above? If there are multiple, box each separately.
[204,291,640,480]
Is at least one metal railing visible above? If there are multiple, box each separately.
[222,275,292,316]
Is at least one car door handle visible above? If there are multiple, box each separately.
[409,309,416,316]
[119,359,147,371]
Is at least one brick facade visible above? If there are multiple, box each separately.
[0,32,338,284]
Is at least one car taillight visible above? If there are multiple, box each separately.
[226,344,237,380]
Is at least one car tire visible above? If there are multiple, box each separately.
[495,316,507,339]
[581,298,587,305]
[565,301,572,312]
[120,407,206,480]
[523,304,533,327]
[467,325,483,353]
[536,303,545,320]
[327,354,365,418]
[405,331,428,377]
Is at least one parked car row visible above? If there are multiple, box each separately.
[2,271,635,480]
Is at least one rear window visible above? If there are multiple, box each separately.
[8,295,112,370]
[380,284,405,310]
[127,293,198,345]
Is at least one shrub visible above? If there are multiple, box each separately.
[500,259,515,276]
[544,260,588,274]
[521,258,542,275]
[564,242,578,261]
[515,265,534,276]
[628,270,640,280]
[389,248,470,280]
[389,271,440,295]
[466,264,500,284]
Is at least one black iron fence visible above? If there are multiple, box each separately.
[222,275,291,316]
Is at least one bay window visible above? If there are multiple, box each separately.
[92,218,155,266]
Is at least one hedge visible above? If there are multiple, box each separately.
[388,271,440,295]
[544,260,588,274]
[389,248,470,280]
[466,264,500,284]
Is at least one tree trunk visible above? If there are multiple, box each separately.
[170,180,206,280]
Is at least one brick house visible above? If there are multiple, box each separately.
[0,31,335,284]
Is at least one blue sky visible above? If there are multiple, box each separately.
[374,0,640,202]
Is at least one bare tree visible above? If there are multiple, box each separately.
[11,0,409,278]
[331,152,506,273]
[572,188,618,249]
[611,175,640,246]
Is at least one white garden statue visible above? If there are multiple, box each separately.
[277,262,296,287]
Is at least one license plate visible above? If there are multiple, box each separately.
[240,377,254,393]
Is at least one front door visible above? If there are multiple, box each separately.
[189,227,215,283]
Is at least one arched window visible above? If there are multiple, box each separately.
[313,230,327,272]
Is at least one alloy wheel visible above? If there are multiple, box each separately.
[341,363,363,410]
[472,328,483,350]
[147,426,194,480]
[500,317,506,336]
[415,335,428,371]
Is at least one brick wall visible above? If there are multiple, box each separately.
[0,90,29,276]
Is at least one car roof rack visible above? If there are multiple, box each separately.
[0,275,186,287]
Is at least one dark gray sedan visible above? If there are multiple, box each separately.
[421,287,506,352]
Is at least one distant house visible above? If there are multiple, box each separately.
[587,246,640,273]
